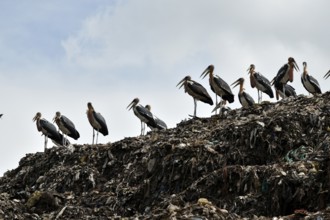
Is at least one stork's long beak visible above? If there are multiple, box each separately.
[52,116,56,123]
[200,67,210,79]
[270,77,275,86]
[324,70,330,79]
[32,115,38,122]
[127,101,134,110]
[247,66,252,74]
[293,60,300,72]
[231,79,241,88]
[176,78,185,89]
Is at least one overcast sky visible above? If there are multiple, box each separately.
[0,0,329,176]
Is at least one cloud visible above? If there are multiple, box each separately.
[61,1,228,70]
[61,0,330,77]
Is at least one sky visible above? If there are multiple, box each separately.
[0,0,329,176]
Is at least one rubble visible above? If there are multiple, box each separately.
[0,93,330,219]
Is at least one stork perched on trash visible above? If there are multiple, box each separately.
[272,57,299,97]
[87,102,108,145]
[200,65,234,113]
[145,104,167,131]
[53,111,80,145]
[272,80,297,100]
[301,62,322,95]
[177,75,213,117]
[212,100,231,115]
[231,78,255,108]
[324,70,330,79]
[33,112,69,151]
[127,98,155,135]
[248,64,274,103]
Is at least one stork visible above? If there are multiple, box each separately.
[273,57,299,97]
[324,70,330,79]
[127,98,155,135]
[177,75,213,117]
[145,105,167,130]
[200,65,234,113]
[301,62,322,95]
[212,100,231,115]
[248,64,274,103]
[272,80,297,100]
[53,111,80,146]
[231,78,255,108]
[33,112,69,151]
[87,102,108,145]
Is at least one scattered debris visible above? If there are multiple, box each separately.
[1,92,330,219]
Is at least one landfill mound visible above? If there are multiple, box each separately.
[1,93,330,219]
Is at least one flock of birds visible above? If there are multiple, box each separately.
[178,57,329,116]
[31,57,330,150]
[33,102,110,150]
[32,100,167,150]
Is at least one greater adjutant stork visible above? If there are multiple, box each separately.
[87,102,108,145]
[177,75,213,117]
[200,65,234,113]
[231,78,255,108]
[324,70,330,79]
[272,80,297,100]
[145,105,167,131]
[127,98,155,135]
[53,111,80,145]
[33,112,69,151]
[273,57,299,97]
[248,64,273,103]
[212,100,231,115]
[301,62,322,95]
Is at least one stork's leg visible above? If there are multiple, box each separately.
[283,86,286,98]
[44,136,48,152]
[143,121,145,135]
[257,90,261,103]
[92,128,95,145]
[218,96,223,114]
[193,99,197,117]
[214,95,218,114]
[64,134,68,147]
[61,133,66,146]
[142,122,146,135]
[96,130,99,144]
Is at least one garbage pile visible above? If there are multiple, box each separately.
[0,93,330,219]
